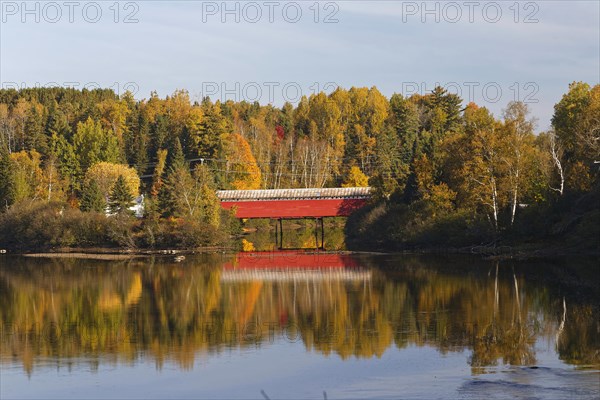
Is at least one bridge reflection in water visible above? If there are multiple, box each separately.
[222,251,371,282]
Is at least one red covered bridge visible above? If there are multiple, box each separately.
[216,187,371,219]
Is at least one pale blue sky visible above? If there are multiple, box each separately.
[1,1,599,130]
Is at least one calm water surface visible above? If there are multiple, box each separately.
[1,252,598,399]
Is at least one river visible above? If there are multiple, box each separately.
[0,252,598,399]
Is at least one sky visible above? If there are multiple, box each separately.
[1,0,599,131]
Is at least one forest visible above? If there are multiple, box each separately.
[0,83,598,251]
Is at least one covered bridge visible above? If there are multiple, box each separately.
[217,187,371,219]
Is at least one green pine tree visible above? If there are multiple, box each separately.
[150,114,170,159]
[25,105,47,154]
[167,137,186,172]
[80,180,106,212]
[108,175,134,214]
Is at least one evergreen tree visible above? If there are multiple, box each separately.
[371,126,410,200]
[49,133,81,192]
[124,108,149,174]
[425,86,462,133]
[198,100,227,159]
[166,137,186,172]
[389,94,420,164]
[45,103,71,140]
[160,138,187,216]
[150,115,170,160]
[108,175,134,214]
[80,180,106,212]
[25,105,47,154]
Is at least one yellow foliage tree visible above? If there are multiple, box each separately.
[226,133,261,190]
[150,149,168,197]
[40,157,69,202]
[9,150,44,202]
[414,154,456,216]
[342,166,369,187]
[84,162,140,198]
[96,98,131,142]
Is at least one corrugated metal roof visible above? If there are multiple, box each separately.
[216,187,371,200]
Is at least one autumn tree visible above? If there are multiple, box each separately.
[552,82,600,162]
[449,104,507,230]
[307,92,344,177]
[413,153,456,216]
[72,117,121,172]
[225,133,261,190]
[96,94,132,151]
[40,156,69,202]
[342,87,389,175]
[84,162,140,199]
[552,82,600,192]
[501,101,537,225]
[181,106,204,158]
[244,106,275,188]
[163,163,220,227]
[8,150,44,203]
[537,130,565,196]
[151,149,168,197]
[342,166,369,187]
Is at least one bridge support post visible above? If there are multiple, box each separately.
[311,217,326,250]
[314,218,318,250]
[279,218,283,249]
[273,218,278,250]
[274,218,283,250]
[321,217,325,250]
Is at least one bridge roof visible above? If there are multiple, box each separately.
[216,187,371,201]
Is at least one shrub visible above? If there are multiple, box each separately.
[0,201,116,250]
[137,218,227,249]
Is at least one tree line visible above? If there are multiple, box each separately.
[0,83,598,249]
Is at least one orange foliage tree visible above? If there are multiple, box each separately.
[226,133,261,190]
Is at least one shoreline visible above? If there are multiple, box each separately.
[3,246,235,260]
[2,243,597,261]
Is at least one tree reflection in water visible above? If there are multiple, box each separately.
[0,254,598,375]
